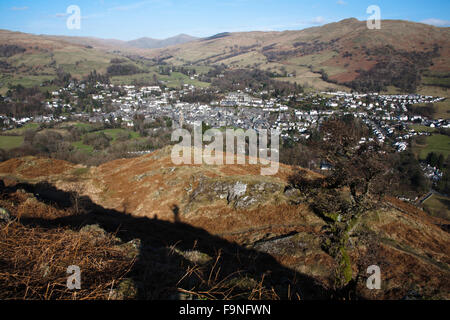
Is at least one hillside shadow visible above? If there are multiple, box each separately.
[3,181,337,300]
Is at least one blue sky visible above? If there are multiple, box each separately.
[1,0,449,40]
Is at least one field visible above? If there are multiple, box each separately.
[71,141,94,153]
[98,128,140,141]
[0,123,39,151]
[215,51,267,68]
[413,134,450,160]
[0,35,123,94]
[423,194,450,221]
[285,51,338,70]
[275,73,348,92]
[422,71,450,89]
[71,127,143,153]
[0,136,24,150]
[0,121,146,155]
[433,100,450,120]
[5,123,40,135]
[409,124,436,133]
[416,86,450,119]
[110,70,210,88]
[52,49,115,77]
[73,122,94,130]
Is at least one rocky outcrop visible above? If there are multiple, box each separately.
[187,177,284,211]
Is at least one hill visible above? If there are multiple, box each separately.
[0,147,448,300]
[0,30,204,94]
[126,34,198,49]
[0,29,126,94]
[46,35,129,50]
[148,18,450,93]
[0,18,449,94]
[48,33,198,50]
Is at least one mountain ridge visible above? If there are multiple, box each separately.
[0,31,199,50]
[149,18,450,91]
[0,18,449,93]
[126,34,198,49]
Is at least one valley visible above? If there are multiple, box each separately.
[0,14,449,302]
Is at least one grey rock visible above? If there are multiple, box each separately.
[80,224,108,238]
[109,278,139,300]
[119,239,142,259]
[227,182,248,203]
[188,177,283,211]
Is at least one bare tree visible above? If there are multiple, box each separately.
[289,117,392,292]
[314,118,391,211]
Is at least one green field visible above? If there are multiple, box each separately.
[0,123,40,150]
[74,123,94,130]
[52,48,116,77]
[72,141,94,153]
[3,122,144,154]
[422,72,450,89]
[111,73,157,86]
[5,123,40,135]
[98,128,140,141]
[408,99,450,120]
[414,134,450,160]
[71,128,142,153]
[433,100,450,120]
[158,72,210,88]
[0,44,127,94]
[409,124,436,133]
[423,194,450,221]
[0,74,55,94]
[109,63,211,88]
[0,136,24,150]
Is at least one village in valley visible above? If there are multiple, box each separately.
[1,78,448,191]
[1,80,447,145]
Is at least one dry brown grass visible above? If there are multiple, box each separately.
[0,220,135,300]
[173,249,281,300]
[0,189,73,221]
[3,149,448,300]
[188,203,315,237]
[0,158,76,180]
[0,184,308,300]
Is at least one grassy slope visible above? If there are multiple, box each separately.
[433,100,450,119]
[423,194,450,221]
[0,136,24,150]
[4,123,40,134]
[148,19,450,92]
[0,30,126,93]
[0,121,144,154]
[72,140,94,153]
[1,20,450,93]
[71,127,143,153]
[99,128,140,141]
[416,134,450,159]
[409,124,437,133]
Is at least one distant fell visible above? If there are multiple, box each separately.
[126,34,198,49]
